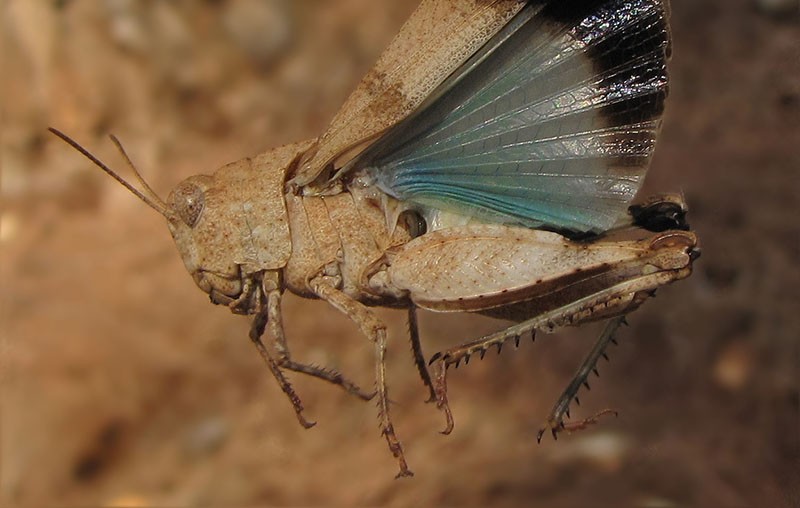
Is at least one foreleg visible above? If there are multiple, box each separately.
[248,309,315,429]
[265,290,374,401]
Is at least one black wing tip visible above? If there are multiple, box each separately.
[531,0,619,25]
[530,0,672,123]
[529,0,669,26]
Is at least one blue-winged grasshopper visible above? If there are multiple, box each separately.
[50,0,698,477]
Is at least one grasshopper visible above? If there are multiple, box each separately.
[51,0,699,477]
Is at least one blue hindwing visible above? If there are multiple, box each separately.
[358,0,671,234]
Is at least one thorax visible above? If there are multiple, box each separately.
[283,186,416,304]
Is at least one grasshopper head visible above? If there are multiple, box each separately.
[164,154,293,309]
[50,129,291,312]
[165,174,246,306]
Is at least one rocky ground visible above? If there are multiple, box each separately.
[2,0,798,506]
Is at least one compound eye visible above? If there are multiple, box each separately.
[169,181,206,227]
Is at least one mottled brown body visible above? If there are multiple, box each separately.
[51,132,697,479]
[153,133,696,478]
[50,0,696,478]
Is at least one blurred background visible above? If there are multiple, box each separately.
[1,0,798,505]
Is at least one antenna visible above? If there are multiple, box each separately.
[48,127,170,218]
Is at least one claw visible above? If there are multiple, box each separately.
[440,420,454,435]
[537,409,617,443]
[296,412,317,429]
[561,409,618,434]
[395,468,414,479]
[437,397,455,434]
[536,417,562,443]
[361,390,378,401]
[431,359,455,435]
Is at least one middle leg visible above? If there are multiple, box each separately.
[310,276,413,478]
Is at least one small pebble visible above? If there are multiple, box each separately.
[183,416,229,457]
[637,496,678,508]
[105,494,150,507]
[223,0,292,66]
[754,0,800,16]
[1,213,20,243]
[713,340,753,391]
[548,432,630,472]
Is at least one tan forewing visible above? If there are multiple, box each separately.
[291,0,527,189]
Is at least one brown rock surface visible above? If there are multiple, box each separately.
[2,0,798,505]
